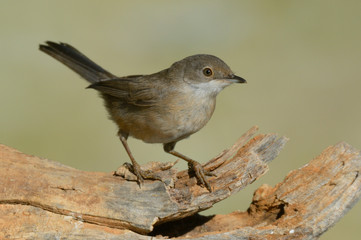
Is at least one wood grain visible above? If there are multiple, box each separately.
[1,127,360,239]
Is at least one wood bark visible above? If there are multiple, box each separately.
[1,126,360,239]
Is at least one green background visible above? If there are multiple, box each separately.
[1,1,360,238]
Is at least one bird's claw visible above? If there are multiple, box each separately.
[129,162,163,188]
[188,160,214,192]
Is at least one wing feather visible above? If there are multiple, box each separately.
[88,77,160,107]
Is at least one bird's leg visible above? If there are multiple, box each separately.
[118,131,160,187]
[163,142,215,192]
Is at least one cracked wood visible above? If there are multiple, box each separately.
[2,128,360,239]
[0,126,287,234]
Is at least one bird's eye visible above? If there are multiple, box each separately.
[202,67,213,77]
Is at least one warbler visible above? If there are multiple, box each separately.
[39,41,246,192]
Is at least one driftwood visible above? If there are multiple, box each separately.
[1,126,360,239]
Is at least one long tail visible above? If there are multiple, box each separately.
[39,41,116,83]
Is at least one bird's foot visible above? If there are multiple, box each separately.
[114,162,163,188]
[130,162,164,187]
[188,160,216,192]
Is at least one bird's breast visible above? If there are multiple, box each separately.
[109,90,217,144]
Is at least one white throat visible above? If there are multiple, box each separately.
[190,80,232,98]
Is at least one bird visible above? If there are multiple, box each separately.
[39,41,246,192]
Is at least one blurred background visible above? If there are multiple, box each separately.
[1,0,360,238]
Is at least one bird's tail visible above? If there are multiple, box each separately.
[39,41,115,83]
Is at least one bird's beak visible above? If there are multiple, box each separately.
[227,74,247,83]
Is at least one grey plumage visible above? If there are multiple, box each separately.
[39,41,246,192]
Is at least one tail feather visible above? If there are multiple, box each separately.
[39,41,115,83]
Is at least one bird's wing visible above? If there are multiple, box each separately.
[87,76,161,107]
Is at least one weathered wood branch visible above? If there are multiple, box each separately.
[1,127,360,239]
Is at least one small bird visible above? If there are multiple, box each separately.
[39,41,246,192]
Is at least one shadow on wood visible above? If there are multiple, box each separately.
[1,126,360,239]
